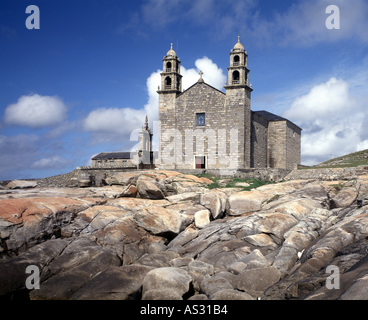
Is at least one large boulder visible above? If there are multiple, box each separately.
[0,239,70,296]
[211,289,254,300]
[0,197,97,254]
[6,180,38,189]
[142,267,192,298]
[194,209,211,229]
[200,276,233,297]
[134,206,183,236]
[236,266,281,297]
[227,190,273,216]
[137,179,164,200]
[330,187,358,209]
[200,189,227,219]
[103,172,139,186]
[29,238,121,300]
[71,264,153,300]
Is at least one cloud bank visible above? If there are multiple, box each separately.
[4,94,67,128]
[283,77,368,165]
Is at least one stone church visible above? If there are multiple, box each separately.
[157,38,301,171]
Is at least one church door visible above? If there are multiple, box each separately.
[195,156,206,169]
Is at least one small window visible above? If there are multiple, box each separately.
[196,113,205,126]
[165,76,172,89]
[233,55,240,66]
[233,71,240,84]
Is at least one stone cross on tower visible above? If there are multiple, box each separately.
[198,70,204,82]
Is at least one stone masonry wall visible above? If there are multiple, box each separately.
[223,86,252,169]
[158,91,177,169]
[267,121,287,169]
[251,112,268,168]
[175,82,227,170]
[285,166,368,181]
[285,121,301,170]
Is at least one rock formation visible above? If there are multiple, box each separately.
[1,170,368,300]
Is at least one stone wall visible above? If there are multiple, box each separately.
[285,166,368,181]
[176,82,227,170]
[159,81,253,171]
[158,91,177,169]
[285,121,301,170]
[223,86,251,169]
[267,121,286,169]
[91,159,136,168]
[251,112,268,168]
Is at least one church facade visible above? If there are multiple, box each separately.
[157,38,301,171]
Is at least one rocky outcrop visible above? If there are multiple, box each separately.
[2,170,368,300]
[6,180,38,189]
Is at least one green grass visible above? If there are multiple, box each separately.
[313,149,368,168]
[195,174,274,191]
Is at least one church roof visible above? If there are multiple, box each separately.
[92,152,132,160]
[253,110,302,130]
[166,43,177,57]
[233,36,245,50]
[177,80,225,98]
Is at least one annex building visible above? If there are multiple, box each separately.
[157,38,301,171]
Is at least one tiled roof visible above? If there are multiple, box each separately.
[253,110,302,130]
[91,152,132,160]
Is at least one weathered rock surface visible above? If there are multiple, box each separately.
[142,267,192,299]
[6,180,38,189]
[2,169,368,300]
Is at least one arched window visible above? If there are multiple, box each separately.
[232,71,240,84]
[233,55,240,66]
[166,62,172,72]
[165,76,172,89]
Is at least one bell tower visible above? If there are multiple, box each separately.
[224,37,253,169]
[158,43,182,93]
[157,43,182,169]
[225,36,250,88]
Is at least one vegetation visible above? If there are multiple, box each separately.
[309,149,368,169]
[196,173,274,191]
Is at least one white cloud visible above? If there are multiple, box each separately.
[195,57,227,90]
[31,156,69,170]
[83,107,145,135]
[283,77,368,165]
[284,78,350,124]
[4,94,67,128]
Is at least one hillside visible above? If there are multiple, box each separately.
[313,149,368,168]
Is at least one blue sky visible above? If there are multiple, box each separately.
[1,0,368,180]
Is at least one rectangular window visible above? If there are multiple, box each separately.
[195,156,206,169]
[196,113,205,126]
